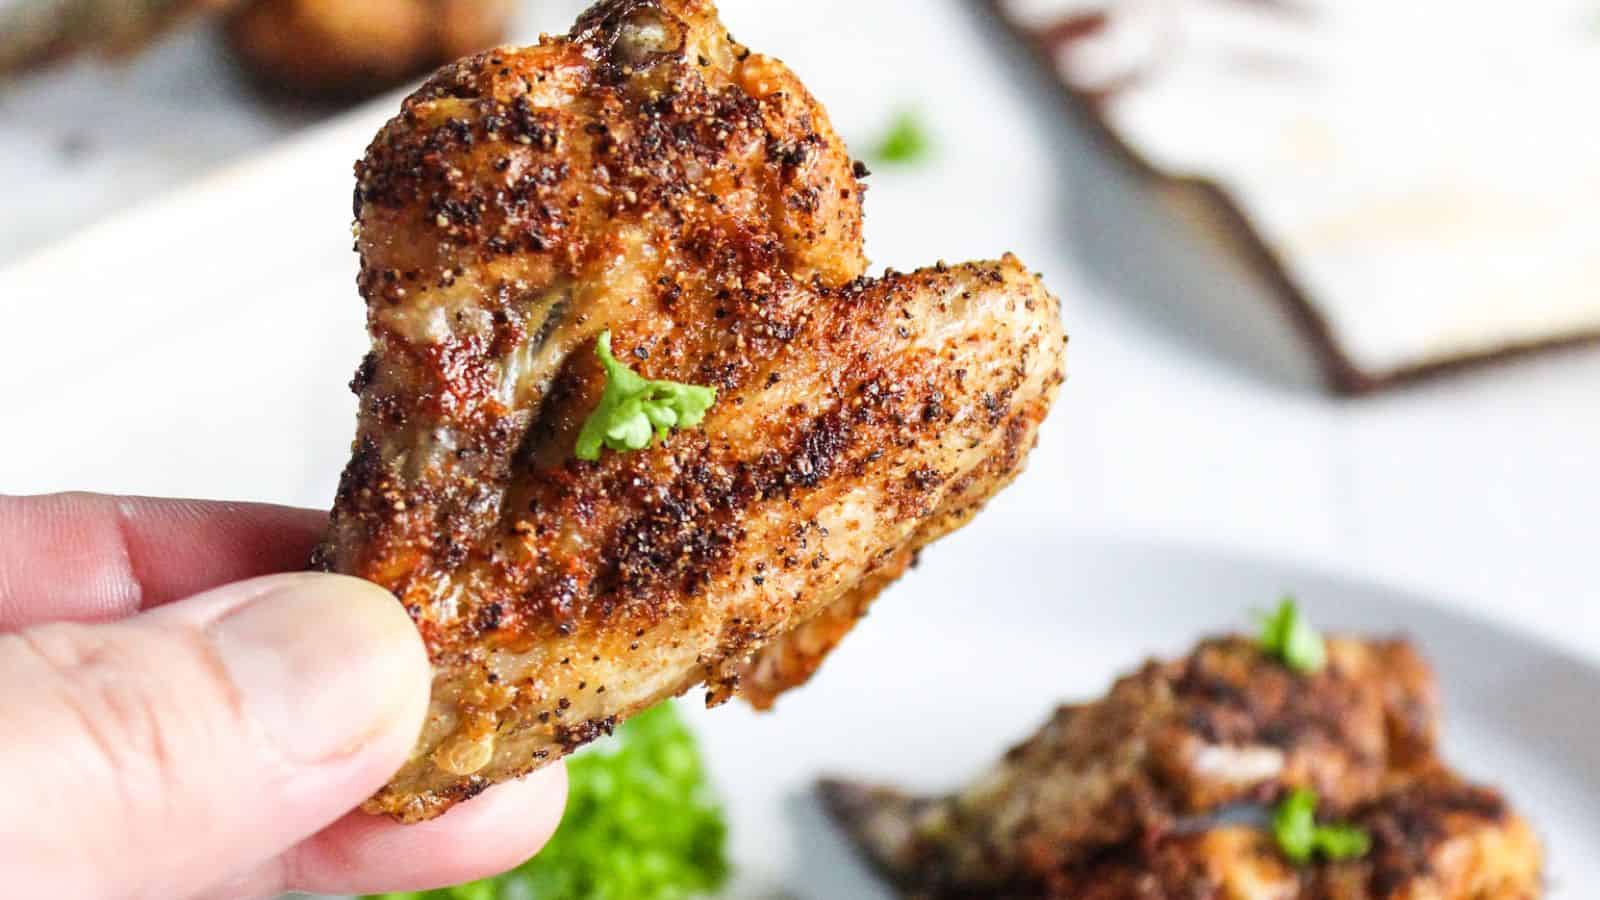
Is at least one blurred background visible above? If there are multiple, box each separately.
[2,3,1598,673]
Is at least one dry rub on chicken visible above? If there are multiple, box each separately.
[319,0,1066,822]
[827,773,1541,900]
[821,636,1543,899]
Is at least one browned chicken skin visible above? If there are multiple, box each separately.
[320,0,1067,821]
[821,637,1542,899]
[1015,774,1539,900]
[829,774,1540,900]
[832,637,1442,883]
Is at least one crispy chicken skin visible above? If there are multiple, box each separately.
[819,634,1542,890]
[320,0,1067,821]
[820,638,1541,899]
[857,774,1538,900]
[828,780,1540,900]
[828,637,1440,883]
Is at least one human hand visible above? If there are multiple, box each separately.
[0,493,567,899]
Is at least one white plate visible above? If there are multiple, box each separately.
[690,530,1599,898]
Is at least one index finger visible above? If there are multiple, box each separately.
[0,493,328,630]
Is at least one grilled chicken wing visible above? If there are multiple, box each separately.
[821,637,1439,885]
[828,773,1541,899]
[819,636,1458,893]
[320,0,1067,822]
[821,637,1541,899]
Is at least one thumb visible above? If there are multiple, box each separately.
[0,572,430,900]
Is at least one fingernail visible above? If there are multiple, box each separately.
[209,574,428,763]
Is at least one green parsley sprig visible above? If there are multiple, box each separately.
[1258,597,1326,674]
[1271,787,1372,865]
[575,330,717,461]
[873,109,934,166]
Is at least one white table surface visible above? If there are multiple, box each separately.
[3,0,1598,669]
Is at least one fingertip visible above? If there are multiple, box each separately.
[0,571,434,899]
[320,572,435,774]
[200,572,431,771]
[326,572,434,716]
[286,763,569,894]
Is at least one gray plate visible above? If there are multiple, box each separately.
[686,531,1598,897]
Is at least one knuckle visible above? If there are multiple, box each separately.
[10,623,232,829]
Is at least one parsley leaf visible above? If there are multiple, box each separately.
[1271,787,1372,865]
[874,109,934,166]
[1272,786,1319,863]
[1313,821,1374,861]
[575,330,717,461]
[1259,597,1326,674]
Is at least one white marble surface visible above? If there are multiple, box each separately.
[2,0,1598,671]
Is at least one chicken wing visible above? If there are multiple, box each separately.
[1006,773,1540,900]
[320,0,1067,822]
[828,773,1541,899]
[819,636,1445,892]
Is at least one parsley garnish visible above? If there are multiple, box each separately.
[874,109,933,166]
[575,330,717,461]
[1272,787,1372,865]
[1259,597,1326,674]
